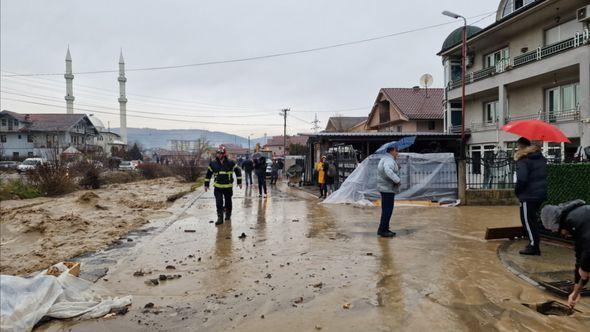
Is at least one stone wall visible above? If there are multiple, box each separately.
[464,189,519,206]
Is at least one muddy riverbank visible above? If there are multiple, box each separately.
[0,177,192,275]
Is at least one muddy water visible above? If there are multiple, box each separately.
[39,185,590,331]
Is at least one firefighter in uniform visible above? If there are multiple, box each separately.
[205,146,242,225]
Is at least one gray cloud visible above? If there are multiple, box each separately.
[1,0,498,136]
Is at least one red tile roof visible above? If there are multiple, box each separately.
[381,88,444,120]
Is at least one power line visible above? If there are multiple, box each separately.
[0,90,279,118]
[2,73,368,114]
[1,10,496,77]
[0,97,285,127]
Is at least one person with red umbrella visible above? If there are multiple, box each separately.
[502,119,569,255]
[513,137,548,255]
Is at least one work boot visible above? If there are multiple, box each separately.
[519,245,540,256]
[378,230,396,238]
[215,213,224,226]
[224,213,231,222]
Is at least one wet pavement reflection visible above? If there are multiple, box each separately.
[39,184,590,331]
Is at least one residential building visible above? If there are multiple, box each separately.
[364,87,445,133]
[88,115,126,156]
[438,0,590,161]
[0,110,98,159]
[264,135,309,157]
[324,116,368,132]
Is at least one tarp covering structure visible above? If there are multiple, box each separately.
[0,263,131,332]
[322,153,458,206]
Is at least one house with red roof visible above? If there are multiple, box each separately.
[364,87,444,133]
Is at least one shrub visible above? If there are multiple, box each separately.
[78,162,103,189]
[0,179,41,201]
[101,170,143,185]
[171,164,203,183]
[546,163,590,205]
[137,163,173,179]
[28,161,76,197]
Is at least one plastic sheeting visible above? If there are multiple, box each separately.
[322,153,458,206]
[1,263,132,332]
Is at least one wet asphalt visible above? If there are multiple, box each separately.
[39,183,590,331]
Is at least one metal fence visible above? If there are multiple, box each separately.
[466,154,515,189]
[331,144,359,190]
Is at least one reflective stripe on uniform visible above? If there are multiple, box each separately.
[213,183,233,188]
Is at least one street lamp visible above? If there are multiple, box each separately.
[443,10,467,159]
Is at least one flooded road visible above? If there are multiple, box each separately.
[40,185,590,331]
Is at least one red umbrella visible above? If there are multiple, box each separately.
[501,119,570,143]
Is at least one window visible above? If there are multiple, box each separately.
[484,101,499,124]
[502,0,535,18]
[0,135,6,143]
[17,135,22,140]
[1,119,6,126]
[545,20,581,45]
[27,135,34,143]
[13,120,18,126]
[13,152,19,158]
[396,126,403,133]
[428,121,436,130]
[545,82,580,121]
[484,48,510,71]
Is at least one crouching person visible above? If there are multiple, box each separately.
[541,200,590,308]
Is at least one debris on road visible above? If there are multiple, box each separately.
[239,232,247,239]
[145,279,159,286]
[144,302,155,309]
[165,265,176,270]
[342,303,352,309]
[184,229,196,233]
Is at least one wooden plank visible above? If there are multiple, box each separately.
[485,226,524,240]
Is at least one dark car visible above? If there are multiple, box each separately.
[0,161,19,170]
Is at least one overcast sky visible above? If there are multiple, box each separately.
[1,0,498,137]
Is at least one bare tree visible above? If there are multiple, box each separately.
[171,137,210,182]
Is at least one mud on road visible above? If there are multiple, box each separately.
[25,185,590,331]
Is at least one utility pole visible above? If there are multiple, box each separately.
[312,113,321,133]
[279,108,290,157]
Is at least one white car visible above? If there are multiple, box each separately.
[118,160,135,171]
[16,158,46,173]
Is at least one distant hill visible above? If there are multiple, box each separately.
[111,127,266,149]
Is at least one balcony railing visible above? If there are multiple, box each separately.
[508,109,580,123]
[447,29,590,91]
[514,32,589,67]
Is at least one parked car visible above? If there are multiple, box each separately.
[16,158,46,173]
[0,161,19,170]
[118,160,135,171]
[265,159,273,177]
[130,160,142,168]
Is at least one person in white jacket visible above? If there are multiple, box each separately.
[376,146,401,238]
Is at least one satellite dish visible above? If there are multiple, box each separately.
[420,74,434,97]
[420,74,433,88]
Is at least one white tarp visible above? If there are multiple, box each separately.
[323,153,458,206]
[1,263,131,332]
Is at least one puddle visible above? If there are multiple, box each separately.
[522,301,575,316]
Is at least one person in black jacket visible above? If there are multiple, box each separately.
[541,200,590,308]
[242,158,254,187]
[254,156,267,197]
[514,137,547,256]
[204,146,242,225]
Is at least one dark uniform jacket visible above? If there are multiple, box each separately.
[514,145,547,202]
[562,205,590,272]
[205,158,242,189]
[242,159,254,173]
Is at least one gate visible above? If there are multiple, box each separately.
[331,144,359,190]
